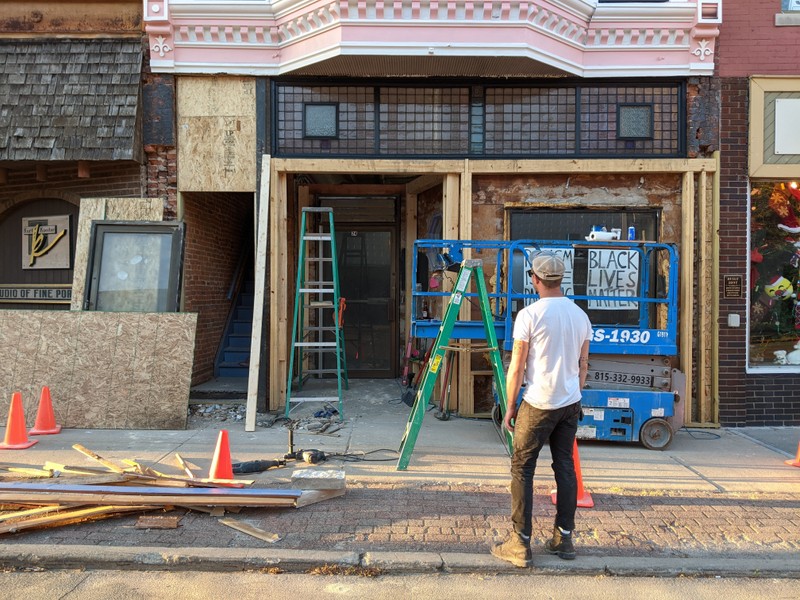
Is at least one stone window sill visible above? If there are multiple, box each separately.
[776,13,800,26]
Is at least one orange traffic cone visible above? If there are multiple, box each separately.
[208,429,233,479]
[551,439,593,508]
[0,392,38,450]
[29,386,62,435]
[786,442,800,467]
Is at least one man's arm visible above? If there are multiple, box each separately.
[578,339,590,390]
[504,339,529,432]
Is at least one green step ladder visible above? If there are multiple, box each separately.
[397,259,512,471]
[285,207,349,420]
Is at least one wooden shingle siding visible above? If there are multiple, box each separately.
[0,39,142,162]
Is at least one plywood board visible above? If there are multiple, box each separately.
[177,77,256,192]
[1,311,196,429]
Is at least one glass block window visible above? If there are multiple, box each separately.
[581,86,680,155]
[276,86,375,155]
[378,87,470,155]
[617,104,654,139]
[484,87,576,155]
[273,81,684,158]
[304,103,338,138]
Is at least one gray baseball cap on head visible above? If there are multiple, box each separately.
[530,251,565,280]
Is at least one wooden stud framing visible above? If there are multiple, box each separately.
[264,157,719,422]
[680,171,695,426]
[441,173,461,408]
[697,169,715,425]
[458,160,474,414]
[246,156,271,431]
[404,192,418,341]
[269,170,289,412]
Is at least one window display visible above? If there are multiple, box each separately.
[749,180,800,368]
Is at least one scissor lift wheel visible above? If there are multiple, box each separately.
[639,417,673,450]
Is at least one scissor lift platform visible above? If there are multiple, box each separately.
[411,239,683,450]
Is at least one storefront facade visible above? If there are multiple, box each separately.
[1,1,732,429]
[141,0,723,430]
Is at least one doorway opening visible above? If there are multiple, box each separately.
[317,195,400,378]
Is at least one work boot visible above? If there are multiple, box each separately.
[490,532,532,568]
[545,526,576,560]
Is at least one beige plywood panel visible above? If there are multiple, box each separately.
[70,198,106,310]
[0,311,197,429]
[178,77,256,118]
[105,198,163,222]
[178,116,257,192]
[177,77,257,193]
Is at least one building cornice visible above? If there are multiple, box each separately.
[145,0,721,77]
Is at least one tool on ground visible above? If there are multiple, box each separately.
[286,207,348,420]
[397,259,512,470]
[232,459,286,474]
[284,449,327,465]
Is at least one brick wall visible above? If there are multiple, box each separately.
[717,78,750,425]
[718,77,800,426]
[719,0,800,77]
[144,145,178,220]
[182,192,253,384]
[0,162,143,211]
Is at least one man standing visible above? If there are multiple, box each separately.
[491,251,592,568]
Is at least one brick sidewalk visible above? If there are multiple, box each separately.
[3,481,798,561]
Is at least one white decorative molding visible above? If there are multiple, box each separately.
[152,35,173,58]
[148,0,720,77]
[691,38,713,61]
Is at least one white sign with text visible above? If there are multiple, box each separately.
[587,248,640,310]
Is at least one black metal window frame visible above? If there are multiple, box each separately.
[84,221,185,312]
[272,78,687,160]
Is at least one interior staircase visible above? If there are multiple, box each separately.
[215,276,254,378]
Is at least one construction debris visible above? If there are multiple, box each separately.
[219,518,282,543]
[0,442,347,538]
[135,515,182,529]
[291,469,346,490]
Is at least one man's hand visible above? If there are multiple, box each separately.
[503,409,516,433]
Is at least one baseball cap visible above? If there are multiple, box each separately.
[529,251,565,281]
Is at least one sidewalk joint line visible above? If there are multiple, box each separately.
[670,455,726,493]
[728,429,794,459]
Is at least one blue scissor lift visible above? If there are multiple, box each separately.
[411,239,683,450]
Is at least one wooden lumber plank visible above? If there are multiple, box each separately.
[135,515,181,529]
[124,460,239,486]
[0,505,150,534]
[0,492,295,508]
[71,444,126,473]
[43,462,112,476]
[42,475,134,486]
[219,518,282,543]
[0,505,70,522]
[175,453,196,479]
[250,154,272,424]
[6,468,53,478]
[121,459,252,488]
[680,171,695,426]
[0,482,301,498]
[272,158,717,176]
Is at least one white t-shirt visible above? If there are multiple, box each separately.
[513,296,593,410]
